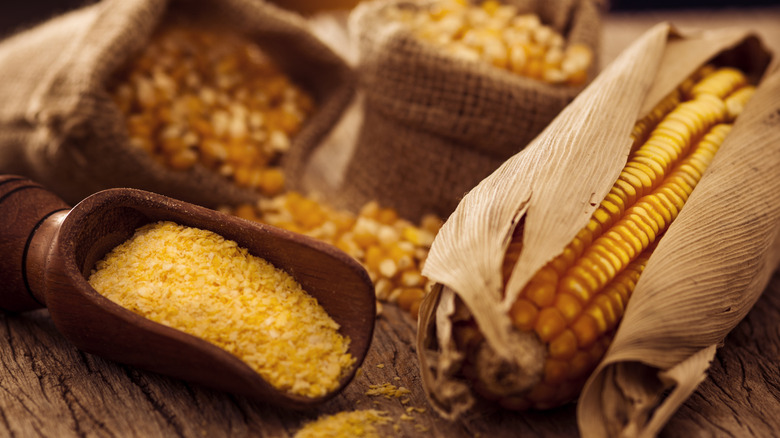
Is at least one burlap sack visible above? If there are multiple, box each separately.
[338,0,603,221]
[0,0,354,207]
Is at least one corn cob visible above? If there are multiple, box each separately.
[456,65,755,410]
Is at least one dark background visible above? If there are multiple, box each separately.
[1,1,777,39]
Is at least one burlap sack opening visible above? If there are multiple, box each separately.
[337,0,603,221]
[0,0,355,208]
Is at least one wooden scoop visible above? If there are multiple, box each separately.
[0,175,375,409]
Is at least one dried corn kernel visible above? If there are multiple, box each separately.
[387,0,592,85]
[89,221,353,398]
[222,194,443,318]
[110,26,315,196]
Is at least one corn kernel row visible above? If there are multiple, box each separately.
[110,26,315,196]
[385,0,593,85]
[225,194,443,318]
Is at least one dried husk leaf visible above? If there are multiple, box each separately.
[417,21,778,435]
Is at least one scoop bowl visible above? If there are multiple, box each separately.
[0,175,376,409]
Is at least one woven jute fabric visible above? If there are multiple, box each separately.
[337,0,602,221]
[0,0,354,208]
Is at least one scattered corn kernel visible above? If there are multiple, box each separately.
[110,26,315,196]
[88,221,353,398]
[385,0,592,85]
[222,194,443,318]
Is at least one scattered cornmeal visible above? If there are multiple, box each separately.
[293,410,391,438]
[385,0,593,85]
[88,221,354,398]
[365,382,411,399]
[111,26,315,196]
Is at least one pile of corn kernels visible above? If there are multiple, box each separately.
[226,194,442,318]
[111,26,314,196]
[386,0,593,85]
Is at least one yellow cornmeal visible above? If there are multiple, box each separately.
[88,221,355,398]
[294,410,390,438]
[365,383,411,399]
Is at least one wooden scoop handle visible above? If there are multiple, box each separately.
[0,175,70,311]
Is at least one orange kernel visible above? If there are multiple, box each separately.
[534,308,567,342]
[571,314,599,348]
[509,299,538,331]
[548,329,577,360]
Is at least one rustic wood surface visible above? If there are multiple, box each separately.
[1,6,779,438]
[0,271,779,437]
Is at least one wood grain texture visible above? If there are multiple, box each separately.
[0,270,778,436]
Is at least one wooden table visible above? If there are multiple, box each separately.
[2,6,780,437]
[1,271,779,436]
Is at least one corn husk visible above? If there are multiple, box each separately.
[417,22,779,437]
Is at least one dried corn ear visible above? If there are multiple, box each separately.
[417,23,777,437]
[222,194,442,318]
[110,26,315,196]
[384,0,593,85]
[484,65,748,409]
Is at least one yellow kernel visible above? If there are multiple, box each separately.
[378,258,398,278]
[364,246,384,272]
[548,329,577,360]
[410,299,422,320]
[402,226,435,247]
[359,201,380,219]
[571,313,599,348]
[509,298,538,331]
[353,222,379,248]
[233,204,258,222]
[584,304,608,334]
[524,280,556,307]
[553,292,582,323]
[167,148,198,170]
[524,58,544,80]
[534,308,567,342]
[259,168,285,196]
[593,294,618,330]
[397,288,425,312]
[566,68,588,86]
[400,270,424,287]
[559,274,592,303]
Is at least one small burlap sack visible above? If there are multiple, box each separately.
[338,0,603,221]
[0,0,354,207]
